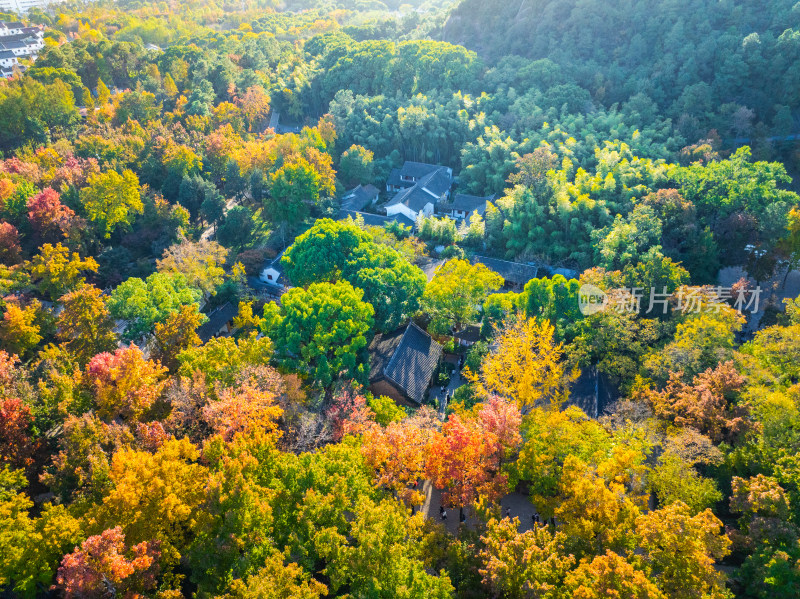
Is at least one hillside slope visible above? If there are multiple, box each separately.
[443,0,800,129]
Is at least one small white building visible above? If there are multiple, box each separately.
[0,50,19,69]
[260,251,286,289]
[385,165,453,223]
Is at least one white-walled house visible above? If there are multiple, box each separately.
[260,251,286,289]
[385,164,453,222]
[0,50,18,69]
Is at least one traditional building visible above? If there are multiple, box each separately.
[472,255,540,290]
[340,184,380,212]
[368,323,442,406]
[259,251,288,290]
[197,302,238,343]
[385,162,453,222]
[438,193,492,221]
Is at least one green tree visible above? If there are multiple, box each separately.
[264,281,374,387]
[108,272,202,340]
[422,259,503,333]
[339,144,374,186]
[216,206,254,251]
[283,220,426,331]
[267,158,334,237]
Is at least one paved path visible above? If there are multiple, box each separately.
[420,480,543,535]
[429,360,466,417]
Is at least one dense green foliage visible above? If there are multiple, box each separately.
[1,0,800,597]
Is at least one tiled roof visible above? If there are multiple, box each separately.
[341,184,379,211]
[472,255,539,286]
[421,168,453,197]
[197,302,238,342]
[387,166,452,213]
[260,250,287,287]
[386,167,404,188]
[0,50,17,59]
[368,326,406,381]
[449,193,491,214]
[401,161,442,180]
[387,184,436,213]
[369,323,442,404]
[339,209,415,228]
[454,324,481,343]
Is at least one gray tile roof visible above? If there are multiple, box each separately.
[386,167,404,188]
[387,166,452,214]
[339,209,415,228]
[341,184,379,211]
[401,161,442,180]
[0,50,17,59]
[369,323,442,404]
[449,193,491,215]
[197,301,237,342]
[387,184,437,213]
[421,168,453,197]
[454,324,481,343]
[472,255,539,286]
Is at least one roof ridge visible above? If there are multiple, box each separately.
[382,324,411,378]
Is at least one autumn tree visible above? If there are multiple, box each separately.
[479,516,575,599]
[633,502,731,599]
[239,85,271,132]
[0,398,38,472]
[85,345,168,422]
[26,187,75,241]
[56,285,117,365]
[555,453,644,554]
[202,381,283,442]
[0,301,43,358]
[87,438,207,568]
[469,317,572,412]
[643,361,752,444]
[511,406,617,518]
[225,552,326,599]
[26,243,98,300]
[0,223,22,265]
[81,169,143,238]
[361,418,433,506]
[176,333,273,389]
[564,551,665,599]
[152,303,205,371]
[156,239,228,299]
[56,527,161,599]
[0,467,82,597]
[426,397,522,512]
[326,388,376,442]
[507,146,558,193]
[644,306,745,383]
[422,258,503,333]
